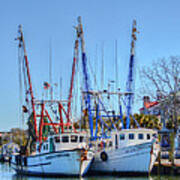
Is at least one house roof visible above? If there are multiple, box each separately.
[139,101,159,111]
[144,101,159,109]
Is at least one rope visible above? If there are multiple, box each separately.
[18,46,23,145]
[87,57,99,91]
[73,49,79,122]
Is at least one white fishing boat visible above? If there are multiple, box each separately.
[11,24,94,177]
[11,132,94,177]
[81,19,160,175]
[90,128,160,174]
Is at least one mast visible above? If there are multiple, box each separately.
[77,16,94,138]
[67,39,79,125]
[125,20,138,129]
[17,25,38,139]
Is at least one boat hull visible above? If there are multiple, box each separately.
[11,149,94,177]
[90,142,159,174]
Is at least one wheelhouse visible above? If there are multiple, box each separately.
[36,133,89,154]
[112,128,158,148]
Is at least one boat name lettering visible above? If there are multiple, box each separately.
[46,153,69,159]
[125,145,150,154]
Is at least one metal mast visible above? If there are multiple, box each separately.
[77,16,94,138]
[67,38,79,125]
[126,20,138,129]
[17,25,38,138]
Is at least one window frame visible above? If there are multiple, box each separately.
[62,136,69,143]
[71,135,78,143]
[119,134,125,140]
[129,133,135,140]
[147,134,151,140]
[138,133,144,140]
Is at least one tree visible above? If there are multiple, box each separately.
[139,56,180,132]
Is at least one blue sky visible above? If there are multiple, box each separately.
[1,0,180,131]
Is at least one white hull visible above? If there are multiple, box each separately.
[11,149,94,177]
[91,141,159,174]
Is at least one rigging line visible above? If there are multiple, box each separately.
[98,95,116,130]
[74,50,79,121]
[22,55,30,111]
[101,42,104,90]
[49,39,53,101]
[95,44,98,91]
[87,57,99,91]
[18,45,23,145]
[115,40,119,90]
[74,44,80,122]
[59,77,62,100]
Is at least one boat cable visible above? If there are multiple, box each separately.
[18,44,24,146]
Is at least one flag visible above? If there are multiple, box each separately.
[22,105,28,113]
[43,82,50,90]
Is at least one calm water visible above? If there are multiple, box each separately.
[0,163,179,180]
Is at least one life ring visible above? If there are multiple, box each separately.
[100,151,108,161]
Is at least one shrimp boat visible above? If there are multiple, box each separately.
[90,128,159,174]
[76,18,160,175]
[90,20,159,175]
[11,25,94,177]
[12,132,94,177]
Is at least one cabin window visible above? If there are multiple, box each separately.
[71,135,78,143]
[43,145,46,150]
[129,133,134,140]
[147,134,151,140]
[138,133,144,140]
[54,136,60,143]
[62,136,69,143]
[109,141,113,147]
[161,135,170,147]
[80,136,84,142]
[46,144,48,150]
[120,134,125,140]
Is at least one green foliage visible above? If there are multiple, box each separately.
[133,113,162,129]
[76,112,162,132]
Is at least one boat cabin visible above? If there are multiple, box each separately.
[37,133,88,153]
[111,128,158,148]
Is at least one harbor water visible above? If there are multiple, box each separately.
[0,163,180,180]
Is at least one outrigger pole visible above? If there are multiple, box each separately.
[67,38,79,127]
[16,25,38,139]
[77,17,94,139]
[126,20,138,129]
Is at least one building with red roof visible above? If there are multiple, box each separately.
[139,96,161,116]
